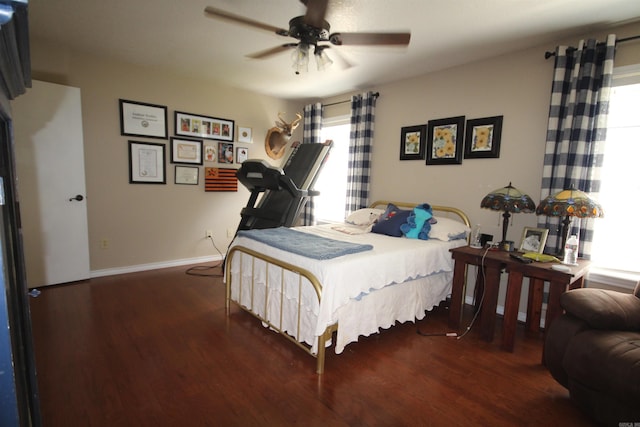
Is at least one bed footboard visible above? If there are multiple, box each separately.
[225,245,336,374]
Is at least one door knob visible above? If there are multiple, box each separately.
[69,194,84,202]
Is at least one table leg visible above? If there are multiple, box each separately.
[479,265,501,342]
[502,270,524,352]
[526,278,544,334]
[448,259,467,330]
[545,280,565,333]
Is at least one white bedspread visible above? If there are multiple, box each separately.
[228,224,465,353]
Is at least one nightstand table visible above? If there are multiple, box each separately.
[448,246,591,353]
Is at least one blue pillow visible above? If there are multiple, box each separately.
[371,205,411,237]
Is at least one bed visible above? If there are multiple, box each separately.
[224,201,471,374]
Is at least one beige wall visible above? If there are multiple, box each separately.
[27,21,640,275]
[29,38,302,272]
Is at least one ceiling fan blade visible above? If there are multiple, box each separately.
[302,0,329,29]
[246,44,298,59]
[204,6,288,36]
[329,32,411,46]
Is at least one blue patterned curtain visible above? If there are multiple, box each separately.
[345,91,377,215]
[537,35,616,258]
[300,102,323,225]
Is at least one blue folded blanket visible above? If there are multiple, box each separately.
[236,227,373,260]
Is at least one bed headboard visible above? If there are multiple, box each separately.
[369,200,471,228]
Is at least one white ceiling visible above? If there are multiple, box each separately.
[27,0,640,100]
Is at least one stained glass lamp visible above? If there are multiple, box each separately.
[480,182,536,249]
[536,185,604,255]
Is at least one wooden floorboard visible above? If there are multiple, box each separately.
[28,263,595,427]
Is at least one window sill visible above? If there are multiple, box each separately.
[587,266,640,291]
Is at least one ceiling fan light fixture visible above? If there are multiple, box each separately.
[314,46,333,71]
[291,43,310,75]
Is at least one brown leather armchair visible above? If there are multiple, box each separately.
[544,281,640,426]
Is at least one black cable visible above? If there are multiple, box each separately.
[456,246,491,340]
[185,236,225,277]
[415,245,491,339]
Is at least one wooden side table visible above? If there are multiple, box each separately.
[502,258,590,352]
[448,246,591,353]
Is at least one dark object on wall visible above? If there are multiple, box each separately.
[464,116,503,159]
[205,167,238,192]
[544,283,640,425]
[399,124,426,160]
[425,116,465,165]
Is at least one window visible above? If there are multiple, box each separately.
[590,64,640,275]
[312,115,350,222]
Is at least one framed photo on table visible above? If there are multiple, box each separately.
[519,227,549,253]
[175,111,234,141]
[128,141,166,184]
[426,116,465,165]
[170,137,203,165]
[119,99,168,139]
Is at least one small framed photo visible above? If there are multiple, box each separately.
[218,142,234,164]
[204,143,216,163]
[128,141,166,184]
[519,227,549,253]
[170,137,203,165]
[238,127,252,143]
[464,116,503,159]
[119,99,168,139]
[399,125,426,160]
[236,146,248,164]
[426,116,465,165]
[174,166,199,185]
[175,111,234,141]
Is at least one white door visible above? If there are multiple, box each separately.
[11,80,90,287]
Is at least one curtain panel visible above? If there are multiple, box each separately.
[345,91,377,215]
[300,102,323,225]
[538,35,616,257]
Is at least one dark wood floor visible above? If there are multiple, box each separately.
[28,263,595,427]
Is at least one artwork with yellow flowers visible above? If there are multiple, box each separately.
[400,125,426,160]
[426,116,465,165]
[464,116,503,159]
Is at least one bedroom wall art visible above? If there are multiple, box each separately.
[425,116,465,165]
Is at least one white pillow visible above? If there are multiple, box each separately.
[429,216,470,241]
[345,208,385,226]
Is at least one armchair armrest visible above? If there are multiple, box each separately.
[560,288,640,331]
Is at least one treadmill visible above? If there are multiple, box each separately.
[235,141,332,232]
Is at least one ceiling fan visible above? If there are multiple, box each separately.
[203,0,411,74]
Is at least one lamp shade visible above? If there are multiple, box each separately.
[480,182,535,248]
[536,186,603,256]
[535,186,604,218]
[480,182,536,213]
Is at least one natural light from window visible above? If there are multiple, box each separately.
[590,71,640,274]
[312,116,349,222]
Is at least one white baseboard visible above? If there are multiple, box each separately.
[90,255,223,278]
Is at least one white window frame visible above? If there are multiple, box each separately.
[587,63,640,290]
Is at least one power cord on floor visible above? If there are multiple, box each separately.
[416,245,490,339]
[185,235,225,277]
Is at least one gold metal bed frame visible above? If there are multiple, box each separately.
[224,201,471,374]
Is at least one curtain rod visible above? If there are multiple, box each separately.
[323,91,379,107]
[544,34,640,59]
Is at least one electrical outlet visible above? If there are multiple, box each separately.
[205,230,213,238]
[100,238,109,249]
[227,228,234,238]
